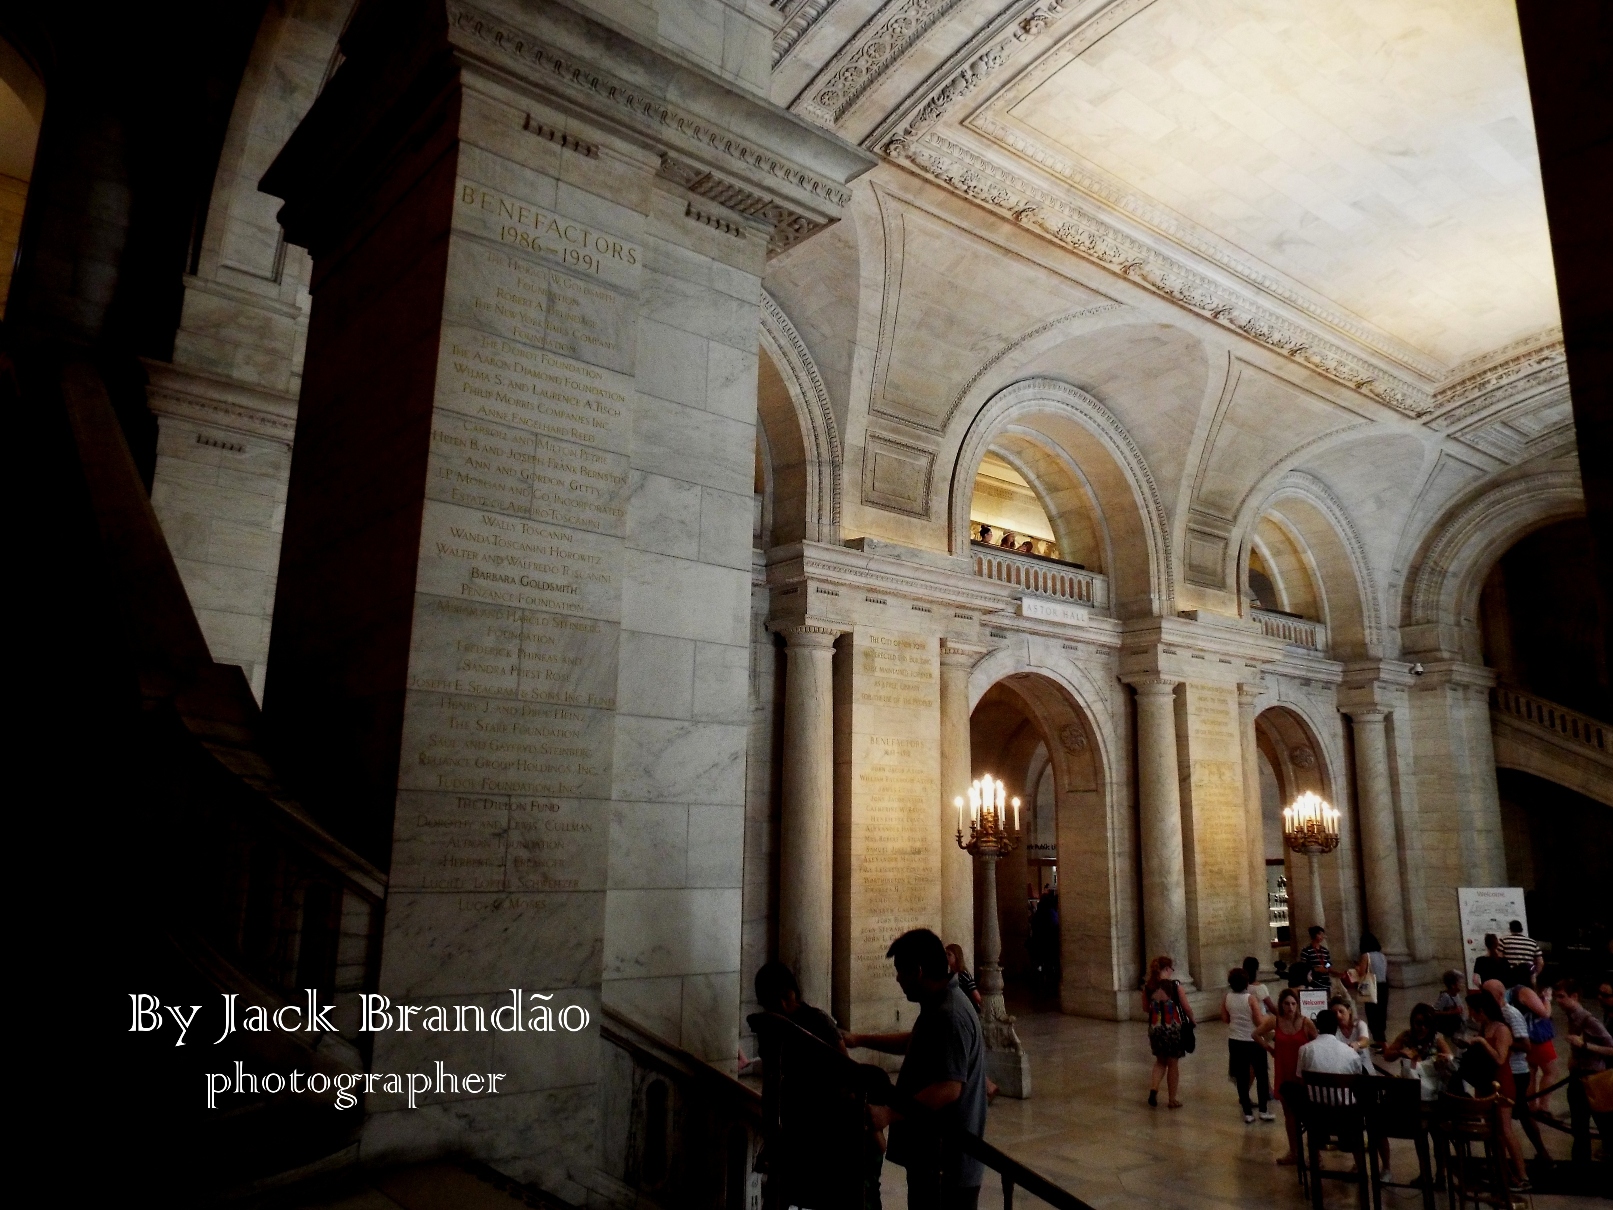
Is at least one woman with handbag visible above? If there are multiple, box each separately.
[1350,931,1388,1046]
[1144,955,1195,1109]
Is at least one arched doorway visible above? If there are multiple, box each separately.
[1254,706,1335,961]
[969,672,1119,1016]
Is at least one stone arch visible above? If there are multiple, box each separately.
[950,378,1172,618]
[1253,700,1367,958]
[758,290,842,545]
[1401,467,1584,659]
[1245,471,1384,658]
[965,651,1133,1017]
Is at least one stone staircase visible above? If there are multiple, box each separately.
[1490,684,1612,806]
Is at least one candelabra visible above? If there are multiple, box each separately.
[1282,790,1340,934]
[954,775,1030,1096]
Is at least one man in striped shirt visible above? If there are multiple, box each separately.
[1297,926,1334,991]
[1500,920,1543,977]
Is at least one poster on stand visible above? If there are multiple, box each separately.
[1458,887,1528,986]
[1298,989,1328,1020]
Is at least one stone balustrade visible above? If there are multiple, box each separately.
[1251,607,1327,652]
[1491,684,1608,755]
[971,542,1110,611]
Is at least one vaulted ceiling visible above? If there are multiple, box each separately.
[774,0,1564,419]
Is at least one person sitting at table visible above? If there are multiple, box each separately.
[1330,995,1372,1051]
[1385,1003,1453,1101]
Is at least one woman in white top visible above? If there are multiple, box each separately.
[1222,968,1274,1123]
[1356,931,1389,1046]
[1330,995,1373,1051]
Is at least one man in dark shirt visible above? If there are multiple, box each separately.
[846,929,987,1210]
[1297,926,1334,991]
[1472,933,1515,987]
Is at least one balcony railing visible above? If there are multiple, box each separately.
[1491,685,1608,755]
[971,541,1109,611]
[1252,607,1327,652]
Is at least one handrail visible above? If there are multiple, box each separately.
[1490,684,1609,755]
[970,541,1110,612]
[1251,607,1327,652]
[750,1011,1095,1210]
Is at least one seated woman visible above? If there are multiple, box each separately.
[1385,1003,1453,1102]
[1329,995,1372,1051]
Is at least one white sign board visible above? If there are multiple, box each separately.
[1458,887,1528,988]
[1298,989,1328,1021]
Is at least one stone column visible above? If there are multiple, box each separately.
[977,846,1031,1098]
[779,625,840,1009]
[1350,710,1409,958]
[938,641,977,970]
[1134,678,1191,986]
[1237,683,1270,968]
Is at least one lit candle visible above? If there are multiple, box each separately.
[1012,796,1021,832]
[955,795,964,835]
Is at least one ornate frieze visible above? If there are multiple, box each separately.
[445,0,868,252]
[796,0,966,123]
[904,135,1431,415]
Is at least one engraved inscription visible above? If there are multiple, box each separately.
[398,691,614,799]
[444,238,633,373]
[389,790,606,893]
[453,178,642,292]
[417,499,621,621]
[428,410,628,536]
[436,319,633,449]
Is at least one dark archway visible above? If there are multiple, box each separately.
[969,673,1118,1016]
[1255,706,1335,961]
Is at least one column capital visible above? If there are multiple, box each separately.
[1124,675,1180,698]
[773,622,845,649]
[1237,681,1264,708]
[939,638,990,669]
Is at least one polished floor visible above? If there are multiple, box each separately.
[878,985,1590,1209]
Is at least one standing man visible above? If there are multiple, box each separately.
[1298,926,1335,993]
[1500,920,1544,979]
[1555,977,1613,1168]
[846,929,988,1210]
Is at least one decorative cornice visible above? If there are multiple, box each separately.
[659,155,819,253]
[904,135,1431,415]
[142,361,298,443]
[1429,347,1569,430]
[872,0,1145,156]
[445,0,857,245]
[970,114,1448,381]
[774,0,840,66]
[796,0,966,123]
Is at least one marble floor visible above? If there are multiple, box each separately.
[878,988,1592,1210]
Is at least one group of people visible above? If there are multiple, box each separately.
[1145,918,1613,1189]
[752,930,992,1209]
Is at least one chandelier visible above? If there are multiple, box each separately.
[955,774,1021,856]
[1282,790,1340,856]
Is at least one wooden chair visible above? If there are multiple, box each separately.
[1302,1072,1373,1210]
[1361,1076,1435,1210]
[1432,1090,1516,1210]
[1280,1079,1311,1198]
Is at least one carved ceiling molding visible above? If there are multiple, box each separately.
[860,0,1566,417]
[1429,344,1569,428]
[872,0,1151,156]
[796,0,966,123]
[774,0,840,66]
[903,135,1431,415]
[446,0,853,246]
[969,113,1446,381]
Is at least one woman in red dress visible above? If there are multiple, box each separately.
[1257,987,1317,1165]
